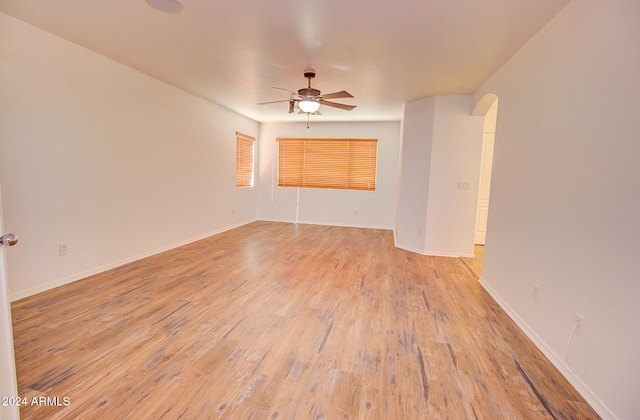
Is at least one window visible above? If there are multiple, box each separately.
[277,138,377,190]
[235,132,255,187]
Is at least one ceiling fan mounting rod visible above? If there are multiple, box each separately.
[304,71,316,88]
[298,71,319,98]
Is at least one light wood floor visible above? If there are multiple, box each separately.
[461,245,485,279]
[11,221,599,419]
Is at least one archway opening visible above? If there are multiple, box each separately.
[463,94,499,277]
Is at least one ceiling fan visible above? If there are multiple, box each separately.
[258,71,356,115]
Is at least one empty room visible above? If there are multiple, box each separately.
[0,0,638,419]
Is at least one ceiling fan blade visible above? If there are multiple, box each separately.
[273,86,297,95]
[322,90,354,100]
[320,100,356,111]
[257,99,295,105]
[289,101,295,114]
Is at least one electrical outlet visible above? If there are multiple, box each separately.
[354,209,358,216]
[59,243,69,256]
[574,312,584,336]
[532,284,540,303]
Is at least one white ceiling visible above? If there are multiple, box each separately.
[0,0,569,123]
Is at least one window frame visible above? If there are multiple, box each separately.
[235,132,255,188]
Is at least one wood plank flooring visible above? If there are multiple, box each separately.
[11,221,600,419]
[461,245,484,279]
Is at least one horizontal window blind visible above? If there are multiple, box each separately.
[277,138,377,190]
[236,132,255,187]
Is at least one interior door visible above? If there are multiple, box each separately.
[0,183,20,420]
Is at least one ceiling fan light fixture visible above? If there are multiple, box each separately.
[299,99,320,113]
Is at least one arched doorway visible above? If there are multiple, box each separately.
[464,94,499,277]
[474,100,498,245]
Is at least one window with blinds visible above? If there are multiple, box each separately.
[277,138,377,191]
[236,132,255,187]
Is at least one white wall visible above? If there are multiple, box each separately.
[257,121,401,229]
[395,97,434,252]
[473,1,640,419]
[395,96,484,256]
[0,13,259,300]
[424,96,484,256]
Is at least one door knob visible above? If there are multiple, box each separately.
[0,233,18,247]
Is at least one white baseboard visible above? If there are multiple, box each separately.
[258,217,394,231]
[479,277,619,420]
[9,219,257,302]
[425,250,474,258]
[394,242,473,258]
[394,243,427,255]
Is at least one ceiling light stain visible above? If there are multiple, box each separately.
[145,0,184,14]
